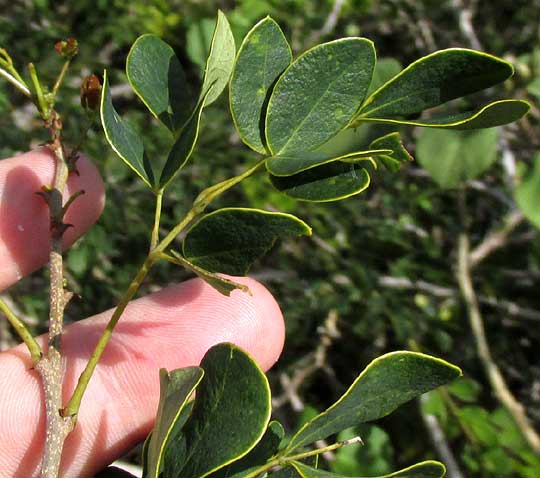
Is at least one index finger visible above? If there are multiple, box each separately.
[0,148,105,291]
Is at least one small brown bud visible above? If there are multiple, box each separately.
[55,37,79,58]
[80,74,101,111]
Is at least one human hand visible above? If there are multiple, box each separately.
[0,149,285,477]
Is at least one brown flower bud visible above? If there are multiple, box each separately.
[54,37,79,58]
[80,74,101,111]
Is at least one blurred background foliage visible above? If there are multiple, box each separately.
[1,0,540,476]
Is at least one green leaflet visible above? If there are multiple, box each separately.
[201,10,236,106]
[126,34,192,131]
[266,150,387,177]
[146,368,204,478]
[167,250,250,296]
[291,460,446,478]
[209,421,285,478]
[230,16,292,154]
[159,91,209,188]
[100,70,154,189]
[358,48,514,119]
[162,343,272,478]
[369,132,413,172]
[183,208,312,275]
[266,38,376,155]
[516,154,540,228]
[285,351,461,452]
[270,163,371,202]
[355,99,530,129]
[416,127,499,188]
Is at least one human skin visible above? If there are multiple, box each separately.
[0,149,285,478]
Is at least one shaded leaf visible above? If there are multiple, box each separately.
[167,250,251,296]
[100,70,154,188]
[94,466,138,478]
[267,150,387,177]
[270,163,371,202]
[416,127,499,188]
[369,133,413,172]
[146,368,204,478]
[159,91,209,188]
[286,351,461,452]
[358,48,514,119]
[201,10,236,106]
[162,343,272,478]
[126,34,192,131]
[183,208,312,275]
[231,16,292,153]
[356,99,530,129]
[266,38,376,155]
[291,460,446,478]
[211,421,285,478]
[516,154,540,228]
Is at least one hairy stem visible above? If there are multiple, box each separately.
[0,298,42,363]
[35,111,74,478]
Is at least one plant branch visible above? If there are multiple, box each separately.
[243,437,363,478]
[469,209,524,269]
[0,297,41,363]
[34,110,74,478]
[28,63,50,119]
[150,189,164,251]
[52,60,71,98]
[64,252,156,419]
[419,395,464,478]
[456,231,540,452]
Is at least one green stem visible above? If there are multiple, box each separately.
[150,189,164,251]
[0,298,41,364]
[64,253,157,420]
[65,159,266,419]
[51,60,71,98]
[28,63,49,119]
[243,437,362,478]
[0,48,31,96]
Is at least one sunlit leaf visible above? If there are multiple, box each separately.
[126,34,192,131]
[266,38,376,155]
[230,16,292,153]
[285,351,461,452]
[201,10,236,106]
[100,70,154,188]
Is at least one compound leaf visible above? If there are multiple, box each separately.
[416,127,499,188]
[285,351,461,453]
[162,343,271,478]
[291,460,446,478]
[266,38,376,155]
[267,150,387,177]
[201,10,236,106]
[146,368,204,478]
[126,34,192,131]
[100,70,154,188]
[270,163,371,202]
[183,208,312,275]
[358,48,514,119]
[231,16,292,153]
